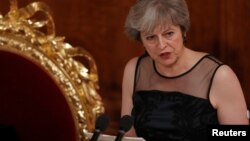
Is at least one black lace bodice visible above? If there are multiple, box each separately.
[131,54,222,141]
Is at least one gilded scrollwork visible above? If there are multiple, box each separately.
[0,0,104,140]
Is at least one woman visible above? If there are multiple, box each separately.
[121,0,249,140]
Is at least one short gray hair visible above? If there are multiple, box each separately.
[125,0,190,41]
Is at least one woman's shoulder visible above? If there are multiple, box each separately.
[125,56,139,68]
[214,65,237,82]
[210,64,242,102]
[124,53,149,67]
[124,56,140,75]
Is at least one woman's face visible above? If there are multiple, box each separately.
[140,24,185,67]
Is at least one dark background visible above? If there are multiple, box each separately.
[1,0,249,135]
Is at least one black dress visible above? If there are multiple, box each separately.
[131,54,223,141]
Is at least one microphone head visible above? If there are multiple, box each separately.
[119,115,133,132]
[95,114,110,131]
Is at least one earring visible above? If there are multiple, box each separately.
[183,35,187,44]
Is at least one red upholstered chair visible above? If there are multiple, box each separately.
[0,49,78,141]
[0,1,104,141]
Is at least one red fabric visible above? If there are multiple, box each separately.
[0,50,78,141]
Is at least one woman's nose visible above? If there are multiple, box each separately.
[158,37,166,49]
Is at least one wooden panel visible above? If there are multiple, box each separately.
[186,0,221,54]
[219,0,250,106]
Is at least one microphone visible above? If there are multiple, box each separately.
[114,115,133,141]
[90,114,110,141]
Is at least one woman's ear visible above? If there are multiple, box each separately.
[183,32,187,44]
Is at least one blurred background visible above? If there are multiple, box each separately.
[1,0,249,135]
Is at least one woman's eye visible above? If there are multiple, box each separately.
[146,35,156,40]
[165,32,174,37]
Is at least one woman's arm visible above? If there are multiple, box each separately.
[210,65,249,124]
[121,57,138,136]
